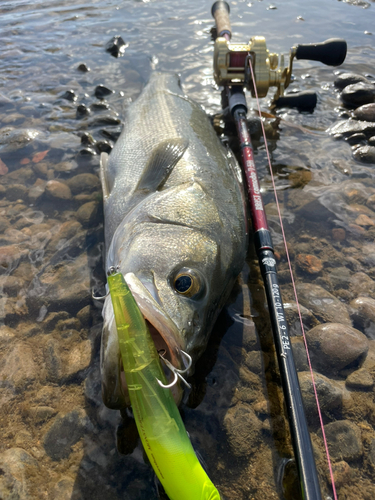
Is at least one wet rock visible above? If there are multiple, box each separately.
[78,146,97,157]
[41,311,70,331]
[43,409,92,460]
[0,447,39,499]
[328,266,351,289]
[46,220,82,253]
[51,476,82,500]
[67,173,100,194]
[28,180,46,204]
[346,367,374,390]
[331,461,354,488]
[90,115,121,126]
[96,140,112,153]
[283,301,319,337]
[353,102,375,121]
[105,36,128,57]
[6,184,28,201]
[318,420,362,462]
[94,85,114,99]
[341,82,375,107]
[62,339,92,380]
[244,351,268,374]
[334,73,371,90]
[45,180,72,200]
[54,161,77,174]
[76,103,90,117]
[76,305,92,328]
[327,119,375,137]
[44,338,62,382]
[369,438,375,468]
[352,145,375,164]
[306,323,368,374]
[345,132,367,146]
[0,127,41,153]
[77,63,90,72]
[76,201,100,226]
[296,254,323,275]
[60,90,77,102]
[0,275,24,297]
[369,136,375,146]
[28,405,57,424]
[296,283,351,325]
[80,132,96,146]
[0,344,39,391]
[0,325,15,344]
[350,296,375,338]
[298,371,343,422]
[91,102,110,112]
[350,272,375,297]
[223,403,262,458]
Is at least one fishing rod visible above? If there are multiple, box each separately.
[211,2,347,499]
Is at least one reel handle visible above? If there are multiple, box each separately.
[274,90,317,111]
[295,38,347,66]
[211,1,231,39]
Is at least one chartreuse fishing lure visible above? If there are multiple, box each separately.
[107,271,221,500]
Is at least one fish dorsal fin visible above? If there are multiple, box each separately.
[135,138,188,192]
[100,152,110,200]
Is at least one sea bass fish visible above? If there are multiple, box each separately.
[100,72,247,409]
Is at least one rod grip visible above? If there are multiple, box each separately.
[295,38,347,66]
[211,1,231,39]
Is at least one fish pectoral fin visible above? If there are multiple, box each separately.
[135,138,188,192]
[100,152,110,200]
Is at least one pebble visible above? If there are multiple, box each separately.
[94,85,114,99]
[334,73,371,90]
[60,90,77,102]
[299,371,343,419]
[352,145,375,164]
[345,132,367,146]
[62,339,92,380]
[331,461,354,488]
[6,184,28,201]
[296,253,323,274]
[350,272,375,296]
[0,344,39,391]
[0,127,41,153]
[346,367,374,390]
[45,180,72,200]
[28,180,46,204]
[51,477,79,500]
[76,103,90,117]
[28,405,57,424]
[77,63,90,72]
[355,213,375,226]
[306,323,369,374]
[341,82,375,107]
[0,447,39,500]
[369,136,375,146]
[327,119,375,137]
[67,173,100,194]
[283,301,319,336]
[105,35,128,57]
[350,296,375,338]
[223,402,262,457]
[353,102,375,121]
[43,409,92,460]
[318,420,362,462]
[76,201,100,226]
[295,283,352,325]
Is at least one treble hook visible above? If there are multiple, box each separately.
[92,289,109,301]
[157,350,192,389]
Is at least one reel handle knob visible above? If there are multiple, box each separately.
[274,91,318,111]
[211,1,231,39]
[295,38,347,66]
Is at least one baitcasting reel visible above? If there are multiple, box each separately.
[212,1,347,110]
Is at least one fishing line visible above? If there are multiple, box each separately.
[248,58,337,500]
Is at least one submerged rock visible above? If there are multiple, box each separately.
[334,73,371,90]
[327,119,375,138]
[105,36,128,57]
[45,180,72,201]
[350,296,375,338]
[346,367,374,390]
[283,301,319,337]
[0,447,39,500]
[306,323,368,374]
[353,103,375,122]
[318,420,362,462]
[223,402,262,458]
[0,127,42,153]
[295,283,351,325]
[298,371,343,422]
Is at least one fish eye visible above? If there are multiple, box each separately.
[173,269,203,298]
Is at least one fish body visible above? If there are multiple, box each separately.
[100,72,247,409]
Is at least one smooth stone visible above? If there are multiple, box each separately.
[330,461,354,488]
[77,63,90,72]
[76,103,90,117]
[45,180,72,200]
[60,90,77,102]
[94,85,114,99]
[291,339,309,371]
[295,283,351,325]
[67,173,100,194]
[327,119,375,137]
[62,339,92,380]
[283,301,319,337]
[350,272,375,297]
[41,311,70,331]
[306,323,368,374]
[0,127,41,153]
[328,266,351,289]
[46,220,82,253]
[345,132,367,145]
[223,402,262,458]
[105,35,128,57]
[334,73,371,90]
[76,201,99,227]
[318,420,362,461]
[353,103,375,122]
[51,477,77,500]
[43,409,92,460]
[89,115,121,126]
[352,145,375,164]
[0,344,39,391]
[341,82,375,107]
[28,181,46,204]
[28,406,57,424]
[369,136,375,146]
[346,367,374,390]
[350,296,375,338]
[0,448,38,500]
[244,350,268,374]
[296,253,323,274]
[298,371,343,422]
[95,140,112,153]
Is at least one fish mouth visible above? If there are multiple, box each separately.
[124,272,189,400]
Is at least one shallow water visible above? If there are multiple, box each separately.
[1,0,375,499]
